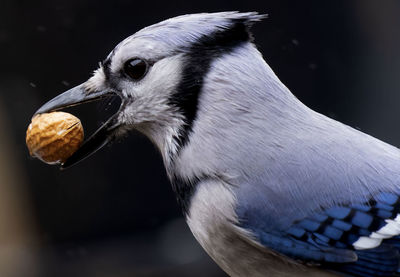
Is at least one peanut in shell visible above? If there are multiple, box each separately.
[26,112,84,164]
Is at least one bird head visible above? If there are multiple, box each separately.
[35,12,267,170]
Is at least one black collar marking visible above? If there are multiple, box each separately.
[169,20,253,154]
[169,20,254,213]
[171,174,217,216]
[171,175,201,216]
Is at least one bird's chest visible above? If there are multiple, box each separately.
[185,179,285,277]
[185,179,254,276]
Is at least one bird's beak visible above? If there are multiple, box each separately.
[34,83,123,169]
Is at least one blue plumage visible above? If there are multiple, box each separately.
[237,191,400,276]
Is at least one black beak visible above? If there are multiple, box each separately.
[34,83,122,169]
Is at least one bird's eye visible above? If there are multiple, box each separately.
[123,58,148,80]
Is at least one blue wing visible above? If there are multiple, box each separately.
[237,191,400,276]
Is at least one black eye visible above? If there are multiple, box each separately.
[123,58,148,80]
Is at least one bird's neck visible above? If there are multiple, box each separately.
[135,114,185,168]
[135,116,201,214]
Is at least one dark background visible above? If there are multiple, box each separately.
[1,0,400,276]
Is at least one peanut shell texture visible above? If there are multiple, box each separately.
[26,112,84,164]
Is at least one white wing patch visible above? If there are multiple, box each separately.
[353,214,400,250]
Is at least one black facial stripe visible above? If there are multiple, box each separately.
[169,20,253,155]
[102,48,117,79]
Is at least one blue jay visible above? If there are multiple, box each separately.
[34,12,400,277]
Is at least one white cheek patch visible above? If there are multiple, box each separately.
[353,214,400,250]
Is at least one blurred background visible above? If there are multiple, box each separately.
[1,0,400,276]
